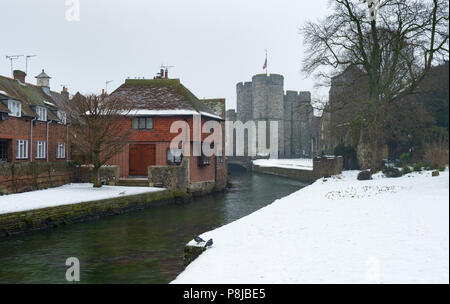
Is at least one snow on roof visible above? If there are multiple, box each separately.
[0,90,10,97]
[128,109,223,120]
[44,100,56,107]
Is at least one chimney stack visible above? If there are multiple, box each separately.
[102,89,105,95]
[61,86,69,100]
[13,70,26,83]
[164,69,168,79]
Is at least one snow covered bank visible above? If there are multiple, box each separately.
[253,158,313,171]
[0,183,164,215]
[173,170,449,284]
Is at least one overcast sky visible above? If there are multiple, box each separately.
[1,0,331,109]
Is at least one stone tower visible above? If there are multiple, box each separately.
[234,73,314,158]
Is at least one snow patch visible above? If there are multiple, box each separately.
[0,183,165,215]
[173,170,449,284]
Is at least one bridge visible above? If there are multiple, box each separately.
[226,156,253,170]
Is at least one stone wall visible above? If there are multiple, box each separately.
[252,156,343,182]
[0,162,121,195]
[0,161,74,195]
[148,157,189,191]
[0,190,190,238]
[312,156,344,178]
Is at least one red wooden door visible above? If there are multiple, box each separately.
[129,144,156,176]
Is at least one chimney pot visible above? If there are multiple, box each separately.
[13,70,26,83]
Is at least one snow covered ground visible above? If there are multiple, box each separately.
[173,170,449,284]
[253,158,314,171]
[0,183,164,215]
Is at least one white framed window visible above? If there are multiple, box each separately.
[8,100,21,117]
[35,106,47,121]
[167,148,183,165]
[57,143,66,159]
[36,141,46,159]
[132,117,153,130]
[57,111,67,124]
[16,140,28,159]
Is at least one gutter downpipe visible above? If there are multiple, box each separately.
[30,117,37,162]
[66,124,70,162]
[46,120,51,161]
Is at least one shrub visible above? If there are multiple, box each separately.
[413,164,422,172]
[357,170,372,180]
[423,127,449,168]
[382,167,402,178]
[438,166,446,172]
[399,152,411,166]
[402,166,412,175]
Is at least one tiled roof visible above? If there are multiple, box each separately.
[0,75,65,121]
[109,78,220,119]
[200,98,226,118]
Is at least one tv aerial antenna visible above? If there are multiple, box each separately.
[5,55,24,77]
[160,64,175,78]
[25,55,37,75]
[105,80,113,94]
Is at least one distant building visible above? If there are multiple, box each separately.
[0,69,70,163]
[106,71,227,194]
[227,74,316,158]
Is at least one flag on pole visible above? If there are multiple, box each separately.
[263,49,268,73]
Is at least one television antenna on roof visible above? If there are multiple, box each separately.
[160,64,175,78]
[25,55,37,75]
[5,55,24,77]
[105,80,113,94]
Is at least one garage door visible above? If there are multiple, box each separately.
[129,144,156,176]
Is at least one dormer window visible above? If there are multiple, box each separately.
[8,100,21,117]
[36,106,47,121]
[57,111,67,124]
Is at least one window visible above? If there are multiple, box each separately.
[57,111,67,124]
[198,154,211,166]
[36,141,46,159]
[8,100,21,117]
[57,143,66,159]
[16,140,28,159]
[167,148,183,165]
[132,117,153,130]
[35,106,47,121]
[0,141,7,162]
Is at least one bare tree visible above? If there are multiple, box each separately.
[301,0,449,170]
[62,93,132,187]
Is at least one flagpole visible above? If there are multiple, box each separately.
[265,49,268,76]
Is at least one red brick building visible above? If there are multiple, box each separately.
[0,70,70,163]
[106,75,227,194]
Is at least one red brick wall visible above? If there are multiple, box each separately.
[106,115,224,179]
[0,116,69,162]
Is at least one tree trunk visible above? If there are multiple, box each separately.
[369,138,384,172]
[92,166,101,188]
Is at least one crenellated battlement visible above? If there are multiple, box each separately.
[234,73,315,158]
[236,81,253,89]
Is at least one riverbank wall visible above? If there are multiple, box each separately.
[0,161,122,195]
[252,156,343,182]
[0,189,190,239]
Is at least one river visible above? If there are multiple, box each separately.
[0,168,307,283]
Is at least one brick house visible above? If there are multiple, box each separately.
[0,70,70,163]
[106,73,227,194]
